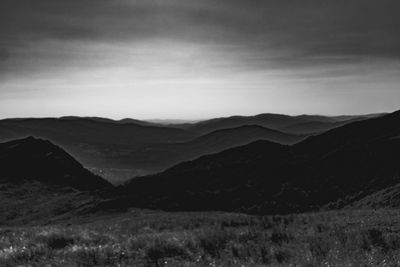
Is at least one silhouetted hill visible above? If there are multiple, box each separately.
[0,117,302,183]
[188,125,303,146]
[119,140,308,214]
[0,117,193,146]
[60,116,154,126]
[348,181,400,209]
[185,113,381,135]
[295,110,400,157]
[120,110,400,214]
[109,125,304,176]
[0,113,385,184]
[0,136,111,190]
[0,117,195,182]
[0,137,112,225]
[280,121,345,135]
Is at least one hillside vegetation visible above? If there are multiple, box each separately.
[1,209,400,266]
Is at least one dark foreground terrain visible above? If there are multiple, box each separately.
[1,209,400,266]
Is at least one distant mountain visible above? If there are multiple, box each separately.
[0,117,195,182]
[0,117,193,146]
[0,113,384,184]
[60,116,155,126]
[295,110,400,156]
[280,121,345,135]
[0,117,303,183]
[118,140,306,213]
[184,113,384,135]
[0,137,112,225]
[120,110,400,214]
[1,111,398,222]
[123,125,304,172]
[147,119,201,125]
[183,125,303,147]
[81,124,303,180]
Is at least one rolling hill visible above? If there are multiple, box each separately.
[0,117,196,182]
[0,113,384,184]
[120,110,400,214]
[0,117,302,183]
[186,125,303,146]
[1,110,399,221]
[0,137,112,225]
[122,125,304,172]
[184,113,383,135]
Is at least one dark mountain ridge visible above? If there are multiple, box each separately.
[120,110,400,214]
[189,125,303,146]
[184,113,384,135]
[296,110,400,156]
[0,117,193,145]
[1,110,399,221]
[0,136,112,190]
[0,117,305,183]
[89,125,303,181]
[0,117,196,182]
[0,137,112,225]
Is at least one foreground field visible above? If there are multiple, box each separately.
[1,209,400,266]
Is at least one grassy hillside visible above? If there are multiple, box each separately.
[1,209,400,266]
[0,137,112,225]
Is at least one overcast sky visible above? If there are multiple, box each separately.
[0,0,399,119]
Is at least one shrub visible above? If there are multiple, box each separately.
[308,236,331,259]
[260,245,272,264]
[38,232,74,250]
[145,238,189,264]
[367,228,385,248]
[270,230,293,245]
[274,248,291,263]
[197,229,232,258]
[384,233,400,251]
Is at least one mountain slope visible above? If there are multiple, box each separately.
[0,137,112,225]
[0,117,194,146]
[0,136,111,190]
[0,118,195,182]
[0,118,302,183]
[185,113,381,135]
[120,110,400,214]
[281,121,346,135]
[187,125,303,146]
[113,125,304,175]
[119,141,310,214]
[295,110,400,157]
[0,113,384,184]
[347,181,400,209]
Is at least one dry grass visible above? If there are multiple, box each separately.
[1,209,400,266]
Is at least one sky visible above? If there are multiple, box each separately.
[0,0,399,119]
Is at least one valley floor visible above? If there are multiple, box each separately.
[1,209,400,266]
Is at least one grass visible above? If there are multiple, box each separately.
[1,209,400,266]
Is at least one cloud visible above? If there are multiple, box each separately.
[2,0,400,62]
[0,0,399,118]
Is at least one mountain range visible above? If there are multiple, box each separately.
[0,113,379,184]
[1,110,398,224]
[117,110,400,214]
